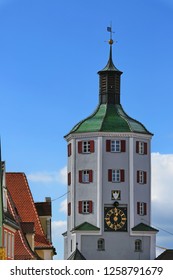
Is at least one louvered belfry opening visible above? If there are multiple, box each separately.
[99,71,121,104]
[98,43,122,105]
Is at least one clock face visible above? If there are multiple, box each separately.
[104,207,127,231]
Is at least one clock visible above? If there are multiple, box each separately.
[104,206,127,231]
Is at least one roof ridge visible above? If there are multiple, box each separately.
[6,172,25,174]
[116,105,133,132]
[100,104,107,131]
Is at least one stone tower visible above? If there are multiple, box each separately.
[63,30,158,260]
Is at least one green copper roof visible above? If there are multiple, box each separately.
[67,104,152,136]
[132,223,159,232]
[72,222,100,231]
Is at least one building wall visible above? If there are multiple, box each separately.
[81,233,151,260]
[65,132,154,259]
[3,226,15,260]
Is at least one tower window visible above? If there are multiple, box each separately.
[135,239,142,252]
[82,170,90,183]
[137,202,147,216]
[112,170,120,182]
[78,140,95,154]
[136,141,147,155]
[137,171,147,184]
[78,201,93,214]
[68,203,71,216]
[106,140,126,152]
[108,169,125,182]
[83,141,90,153]
[97,238,105,251]
[111,140,120,152]
[67,143,72,157]
[68,172,71,186]
[79,170,93,183]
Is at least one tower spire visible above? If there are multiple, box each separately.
[97,26,122,105]
[106,24,115,68]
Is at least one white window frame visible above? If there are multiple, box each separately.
[112,169,120,182]
[4,230,7,256]
[135,239,142,252]
[82,141,90,153]
[82,201,90,214]
[139,142,144,155]
[7,233,11,257]
[138,202,145,215]
[82,170,90,183]
[3,187,7,212]
[11,234,14,259]
[111,140,121,152]
[97,238,105,251]
[139,171,144,184]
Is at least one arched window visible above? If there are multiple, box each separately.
[97,238,105,251]
[135,239,142,252]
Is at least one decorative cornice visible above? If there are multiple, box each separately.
[65,131,152,142]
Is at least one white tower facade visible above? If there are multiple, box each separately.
[63,37,158,260]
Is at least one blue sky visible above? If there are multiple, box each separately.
[0,0,173,259]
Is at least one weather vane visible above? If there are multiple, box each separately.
[106,23,115,45]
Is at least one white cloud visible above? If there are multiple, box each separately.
[59,199,67,214]
[151,153,173,251]
[52,220,67,241]
[27,166,67,185]
[58,166,67,185]
[151,153,173,206]
[52,220,67,260]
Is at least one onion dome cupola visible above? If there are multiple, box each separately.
[65,30,152,137]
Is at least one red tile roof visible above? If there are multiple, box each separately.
[7,188,37,260]
[6,173,52,249]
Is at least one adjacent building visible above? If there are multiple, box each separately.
[0,161,56,260]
